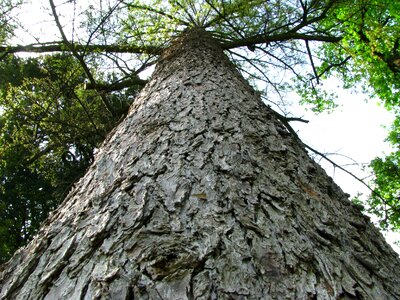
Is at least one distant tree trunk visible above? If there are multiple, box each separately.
[1,28,400,300]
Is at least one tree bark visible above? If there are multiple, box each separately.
[1,28,400,299]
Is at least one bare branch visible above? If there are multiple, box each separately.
[86,77,148,93]
[84,0,124,54]
[228,49,283,98]
[49,0,115,117]
[256,45,303,79]
[122,1,190,26]
[221,32,341,50]
[271,109,397,212]
[204,0,246,41]
[305,40,319,84]
[0,42,162,55]
[285,116,309,123]
[317,55,351,78]
[71,89,103,138]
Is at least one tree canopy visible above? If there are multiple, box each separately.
[0,0,399,262]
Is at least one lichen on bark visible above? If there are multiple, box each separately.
[1,27,400,300]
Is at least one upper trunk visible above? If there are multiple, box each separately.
[1,28,400,299]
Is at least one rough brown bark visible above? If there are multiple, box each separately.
[1,28,400,299]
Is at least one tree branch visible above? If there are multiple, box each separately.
[122,1,190,26]
[305,40,319,84]
[317,55,351,78]
[228,49,283,98]
[49,0,116,117]
[256,45,303,79]
[270,108,396,211]
[221,32,342,50]
[0,42,162,55]
[285,116,309,123]
[204,0,246,41]
[84,0,124,54]
[303,142,400,214]
[86,77,148,93]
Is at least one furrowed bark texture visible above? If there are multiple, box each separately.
[1,28,400,299]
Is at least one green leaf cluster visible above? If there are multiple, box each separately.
[368,116,400,231]
[369,151,400,230]
[0,0,21,44]
[318,0,400,106]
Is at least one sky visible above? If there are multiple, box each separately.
[7,0,400,254]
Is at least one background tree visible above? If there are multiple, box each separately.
[0,0,21,44]
[0,53,143,262]
[0,0,399,269]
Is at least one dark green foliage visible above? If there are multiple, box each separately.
[0,0,21,44]
[0,54,138,263]
[369,153,400,229]
[368,116,400,230]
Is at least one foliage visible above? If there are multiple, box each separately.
[316,0,400,108]
[0,54,136,263]
[368,115,400,231]
[0,0,21,44]
[369,153,400,230]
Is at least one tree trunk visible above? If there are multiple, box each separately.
[1,28,400,300]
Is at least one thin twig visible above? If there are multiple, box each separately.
[305,40,319,84]
[49,0,116,117]
[122,1,190,26]
[271,109,397,211]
